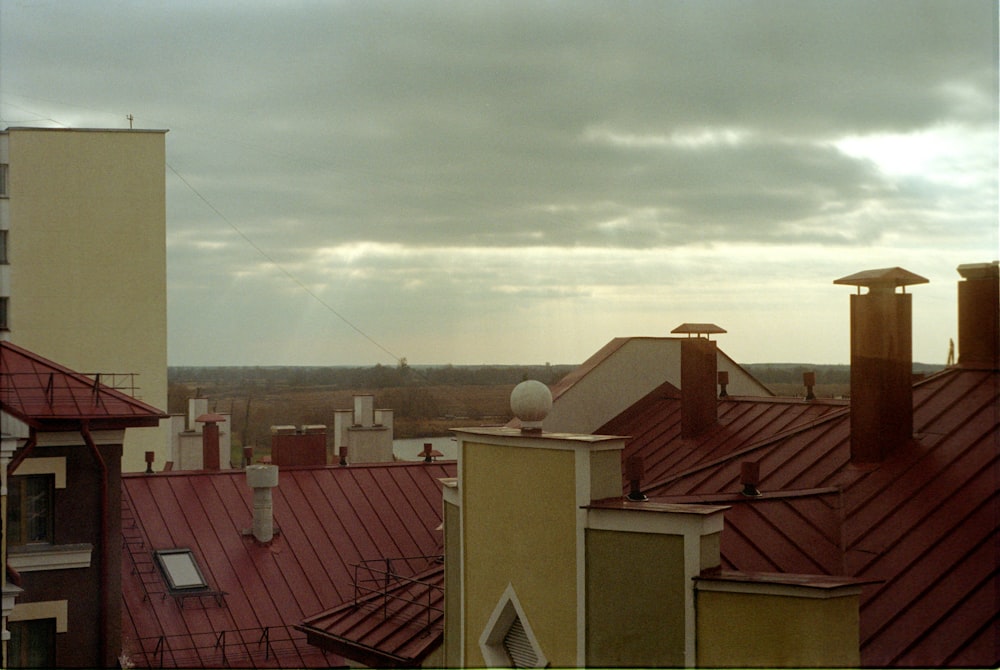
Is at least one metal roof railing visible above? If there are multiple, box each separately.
[352,555,444,630]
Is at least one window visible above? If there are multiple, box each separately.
[0,164,7,197]
[7,618,56,668]
[7,475,54,546]
[154,549,208,591]
[0,229,7,264]
[479,584,547,668]
[0,296,8,330]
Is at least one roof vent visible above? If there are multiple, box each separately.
[419,442,444,463]
[510,380,552,433]
[740,461,762,497]
[625,455,648,502]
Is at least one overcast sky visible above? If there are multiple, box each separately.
[1,1,996,367]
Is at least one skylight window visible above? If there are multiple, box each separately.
[154,549,208,591]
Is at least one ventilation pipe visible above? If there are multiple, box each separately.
[672,323,726,438]
[957,261,999,370]
[246,464,279,544]
[834,267,927,463]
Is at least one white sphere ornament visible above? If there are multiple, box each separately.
[510,380,552,431]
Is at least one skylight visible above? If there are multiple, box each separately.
[154,549,208,591]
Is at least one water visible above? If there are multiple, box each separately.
[392,436,458,462]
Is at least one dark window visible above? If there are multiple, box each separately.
[8,618,56,668]
[0,229,7,263]
[0,296,8,330]
[7,475,54,546]
[0,164,7,197]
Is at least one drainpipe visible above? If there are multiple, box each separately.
[6,429,38,480]
[80,422,109,667]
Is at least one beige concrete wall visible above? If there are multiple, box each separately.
[585,529,686,667]
[5,129,168,472]
[461,440,578,667]
[544,338,772,434]
[696,590,860,668]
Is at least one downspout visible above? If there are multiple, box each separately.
[81,422,109,667]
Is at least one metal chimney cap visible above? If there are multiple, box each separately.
[195,413,226,424]
[957,260,999,280]
[671,323,726,336]
[833,267,929,289]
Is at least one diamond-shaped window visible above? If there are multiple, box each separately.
[478,584,547,668]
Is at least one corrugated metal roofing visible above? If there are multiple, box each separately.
[599,366,999,667]
[121,460,455,668]
[297,563,444,668]
[0,341,166,428]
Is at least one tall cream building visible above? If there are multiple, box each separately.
[0,127,169,472]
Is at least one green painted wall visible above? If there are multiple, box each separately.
[696,590,860,668]
[585,529,686,667]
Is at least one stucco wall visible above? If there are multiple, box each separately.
[5,129,168,472]
[696,590,860,668]
[461,440,578,667]
[585,528,686,667]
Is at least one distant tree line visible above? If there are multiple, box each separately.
[169,362,575,394]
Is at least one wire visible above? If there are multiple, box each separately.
[166,162,405,365]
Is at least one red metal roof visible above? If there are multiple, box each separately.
[120,460,455,668]
[599,366,999,667]
[0,341,165,429]
[297,563,444,668]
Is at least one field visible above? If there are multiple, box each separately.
[170,362,940,450]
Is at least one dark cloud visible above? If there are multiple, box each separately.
[2,0,995,364]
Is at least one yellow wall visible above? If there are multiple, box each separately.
[5,129,168,471]
[696,590,860,668]
[585,529,686,667]
[461,440,578,667]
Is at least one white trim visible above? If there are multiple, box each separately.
[479,583,548,669]
[9,599,68,632]
[586,505,726,536]
[7,544,93,572]
[695,577,865,599]
[452,427,625,453]
[12,456,66,488]
[574,450,589,667]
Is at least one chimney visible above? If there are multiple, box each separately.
[246,464,279,544]
[803,371,816,400]
[195,413,226,471]
[354,395,375,427]
[957,261,999,370]
[672,323,726,438]
[834,267,928,463]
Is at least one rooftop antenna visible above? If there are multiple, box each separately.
[127,114,134,129]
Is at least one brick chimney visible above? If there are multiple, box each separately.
[834,267,928,463]
[195,413,226,471]
[672,323,726,438]
[957,261,999,370]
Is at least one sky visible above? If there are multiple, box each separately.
[1,1,997,367]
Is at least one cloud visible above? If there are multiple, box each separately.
[2,0,996,365]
